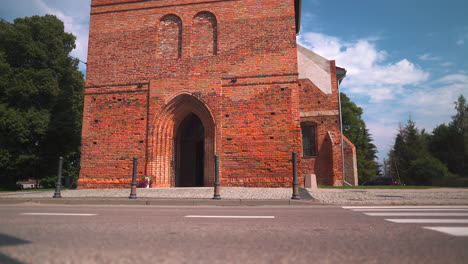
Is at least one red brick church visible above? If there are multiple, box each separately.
[78,0,357,188]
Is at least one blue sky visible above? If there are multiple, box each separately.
[299,0,468,161]
[1,0,467,162]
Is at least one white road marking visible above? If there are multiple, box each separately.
[423,227,468,237]
[185,215,275,219]
[20,213,97,216]
[385,219,468,224]
[351,209,468,212]
[344,206,468,237]
[365,212,468,216]
[343,206,468,209]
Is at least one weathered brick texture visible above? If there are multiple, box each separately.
[79,0,349,188]
[343,136,358,186]
[297,61,345,186]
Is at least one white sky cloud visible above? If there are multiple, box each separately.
[298,32,429,103]
[419,53,441,61]
[456,29,468,46]
[441,62,454,67]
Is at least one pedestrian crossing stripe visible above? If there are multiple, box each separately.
[365,212,468,216]
[385,219,468,224]
[351,208,468,211]
[342,206,468,209]
[342,206,468,237]
[423,227,468,237]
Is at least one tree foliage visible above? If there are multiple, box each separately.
[340,93,380,183]
[0,15,84,188]
[430,95,468,178]
[388,95,468,186]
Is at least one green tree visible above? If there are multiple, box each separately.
[388,96,468,186]
[430,95,468,178]
[0,15,84,188]
[340,93,379,183]
[389,118,464,186]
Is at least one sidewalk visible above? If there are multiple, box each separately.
[0,187,467,206]
[0,187,316,206]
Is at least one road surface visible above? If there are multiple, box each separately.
[0,204,467,263]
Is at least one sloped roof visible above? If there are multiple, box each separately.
[297,44,332,94]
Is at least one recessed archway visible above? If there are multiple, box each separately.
[147,93,215,187]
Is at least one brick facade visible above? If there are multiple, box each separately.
[343,136,358,186]
[78,0,354,188]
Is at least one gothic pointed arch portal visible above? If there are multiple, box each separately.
[148,94,215,187]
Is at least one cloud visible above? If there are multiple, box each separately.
[437,73,468,84]
[456,29,468,46]
[401,74,467,117]
[298,32,429,102]
[419,53,441,61]
[440,62,454,67]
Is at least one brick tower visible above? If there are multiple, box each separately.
[79,0,354,188]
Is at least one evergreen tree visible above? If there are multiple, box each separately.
[0,15,84,188]
[389,117,466,186]
[430,95,468,178]
[340,93,379,183]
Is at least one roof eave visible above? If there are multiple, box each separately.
[295,0,302,35]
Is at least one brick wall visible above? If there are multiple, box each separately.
[297,60,344,186]
[343,136,358,186]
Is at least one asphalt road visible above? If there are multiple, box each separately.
[0,204,467,264]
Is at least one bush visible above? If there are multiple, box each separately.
[437,173,468,187]
[40,176,57,188]
[407,156,449,186]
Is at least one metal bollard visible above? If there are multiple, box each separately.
[129,157,138,199]
[291,152,301,200]
[53,157,63,198]
[213,155,221,200]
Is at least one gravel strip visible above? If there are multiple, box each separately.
[1,187,467,205]
[0,187,292,200]
[308,188,468,205]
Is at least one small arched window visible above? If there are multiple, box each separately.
[192,11,218,56]
[159,14,182,59]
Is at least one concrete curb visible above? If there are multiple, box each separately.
[0,198,322,206]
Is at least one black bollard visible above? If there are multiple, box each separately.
[213,155,221,200]
[129,157,138,199]
[53,157,63,198]
[291,152,301,200]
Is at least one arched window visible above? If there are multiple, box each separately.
[159,14,182,58]
[192,11,217,56]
